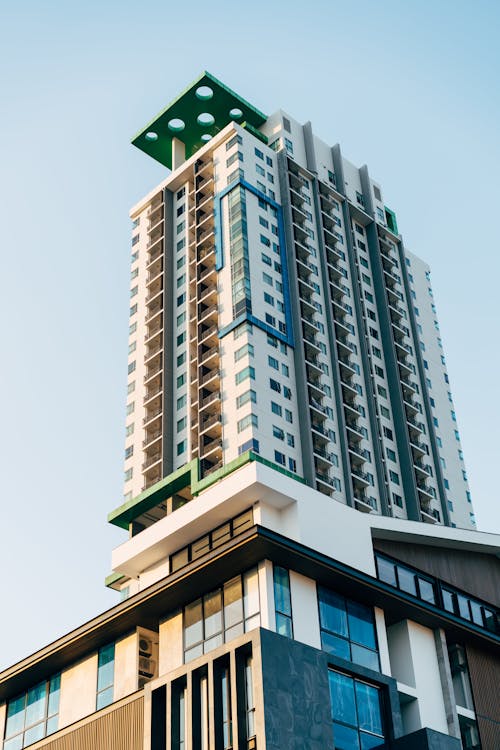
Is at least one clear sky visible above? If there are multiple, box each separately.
[1,0,499,671]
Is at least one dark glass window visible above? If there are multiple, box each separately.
[318,586,379,671]
[5,675,60,750]
[274,566,293,638]
[328,670,385,749]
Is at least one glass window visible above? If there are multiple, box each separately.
[184,570,259,662]
[5,674,61,748]
[274,566,293,638]
[329,671,385,750]
[318,586,379,671]
[96,643,115,710]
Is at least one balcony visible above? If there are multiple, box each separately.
[310,397,329,416]
[146,245,163,268]
[200,346,218,365]
[143,408,162,427]
[346,421,364,440]
[144,363,163,383]
[198,264,216,283]
[200,390,220,411]
[200,413,221,434]
[348,442,370,461]
[200,437,222,459]
[143,429,162,448]
[199,323,218,343]
[200,368,219,386]
[198,303,218,323]
[142,452,162,471]
[313,446,336,465]
[351,467,371,486]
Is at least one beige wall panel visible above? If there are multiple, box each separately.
[159,611,183,675]
[59,653,98,729]
[114,632,138,700]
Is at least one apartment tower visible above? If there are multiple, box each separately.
[118,72,474,536]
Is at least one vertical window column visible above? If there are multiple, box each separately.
[96,643,115,710]
[273,565,293,638]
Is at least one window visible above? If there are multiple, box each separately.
[318,586,380,671]
[328,671,385,750]
[274,450,286,466]
[389,470,400,485]
[4,675,61,748]
[177,394,187,410]
[285,409,293,423]
[256,163,265,176]
[236,390,256,408]
[376,555,436,605]
[270,378,281,393]
[177,417,187,432]
[125,423,134,437]
[236,366,255,385]
[234,343,254,362]
[268,355,279,370]
[183,570,260,662]
[96,643,115,710]
[273,425,285,440]
[271,401,282,416]
[273,566,293,637]
[177,440,186,455]
[263,272,273,286]
[238,438,260,455]
[254,147,264,160]
[237,414,258,433]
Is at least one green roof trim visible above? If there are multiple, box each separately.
[107,460,197,529]
[108,452,307,530]
[104,571,126,589]
[131,71,267,170]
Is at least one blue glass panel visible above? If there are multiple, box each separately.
[355,682,383,736]
[24,722,45,745]
[96,685,113,710]
[318,586,348,638]
[351,644,380,672]
[360,732,385,749]
[3,736,23,750]
[273,567,291,615]
[321,631,350,661]
[418,578,435,604]
[26,681,47,727]
[97,644,115,691]
[332,722,360,750]
[48,674,61,717]
[328,671,357,726]
[376,557,397,587]
[5,695,25,737]
[275,613,292,638]
[347,600,376,650]
[397,567,417,596]
[204,590,223,638]
[47,715,59,736]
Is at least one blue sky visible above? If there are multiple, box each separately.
[1,0,499,669]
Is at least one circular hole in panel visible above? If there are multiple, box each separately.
[145,131,158,141]
[229,108,243,120]
[201,134,212,142]
[197,112,215,127]
[196,86,214,101]
[168,118,185,132]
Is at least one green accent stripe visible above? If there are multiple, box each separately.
[105,572,126,589]
[108,452,307,529]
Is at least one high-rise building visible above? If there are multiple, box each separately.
[1,73,498,750]
[119,72,474,533]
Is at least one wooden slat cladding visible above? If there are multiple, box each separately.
[373,540,500,607]
[466,645,500,750]
[32,695,144,750]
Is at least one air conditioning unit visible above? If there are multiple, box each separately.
[139,637,152,657]
[137,628,159,689]
[139,656,156,677]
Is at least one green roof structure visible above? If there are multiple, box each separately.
[131,71,267,170]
